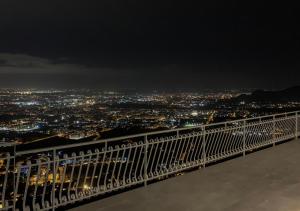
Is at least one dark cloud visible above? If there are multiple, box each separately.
[0,0,299,90]
[0,53,85,74]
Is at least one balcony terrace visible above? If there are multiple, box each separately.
[71,138,300,211]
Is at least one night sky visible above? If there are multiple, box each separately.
[0,1,299,90]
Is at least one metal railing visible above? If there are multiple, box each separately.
[0,111,299,210]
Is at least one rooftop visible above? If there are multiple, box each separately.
[71,139,300,211]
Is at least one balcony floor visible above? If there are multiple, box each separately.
[70,139,300,211]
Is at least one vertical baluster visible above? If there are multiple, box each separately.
[173,136,183,166]
[247,124,254,149]
[177,135,188,166]
[221,128,230,155]
[90,149,100,191]
[261,120,267,144]
[203,132,213,161]
[232,125,242,153]
[253,122,260,148]
[110,146,120,189]
[128,144,138,183]
[202,126,206,168]
[298,111,300,138]
[1,153,10,209]
[160,138,170,172]
[226,127,236,154]
[169,137,179,169]
[122,145,132,185]
[83,151,92,194]
[243,120,246,156]
[269,119,274,142]
[295,112,298,138]
[59,154,68,204]
[181,135,192,166]
[32,159,41,210]
[52,149,57,210]
[174,130,180,165]
[139,148,146,183]
[212,130,222,159]
[41,158,50,209]
[165,136,176,170]
[67,153,76,201]
[208,130,216,159]
[154,140,164,174]
[12,144,16,211]
[253,123,260,147]
[149,140,159,176]
[23,161,31,210]
[187,134,197,164]
[273,115,276,146]
[144,135,148,186]
[116,146,126,186]
[14,164,21,211]
[218,127,228,156]
[147,142,156,177]
[184,133,194,166]
[219,129,228,156]
[192,133,202,163]
[96,149,106,192]
[104,147,113,190]
[75,152,84,199]
[133,144,143,182]
[266,120,273,144]
[186,134,196,165]
[223,127,233,155]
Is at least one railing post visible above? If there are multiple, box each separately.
[144,135,148,187]
[52,149,56,211]
[243,120,246,157]
[13,144,16,211]
[273,115,276,147]
[202,126,206,168]
[296,112,298,139]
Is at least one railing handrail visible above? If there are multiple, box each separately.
[13,110,299,155]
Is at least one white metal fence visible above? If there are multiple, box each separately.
[0,111,299,210]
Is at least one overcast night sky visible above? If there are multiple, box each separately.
[0,1,299,91]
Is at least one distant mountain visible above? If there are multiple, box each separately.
[235,86,300,102]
